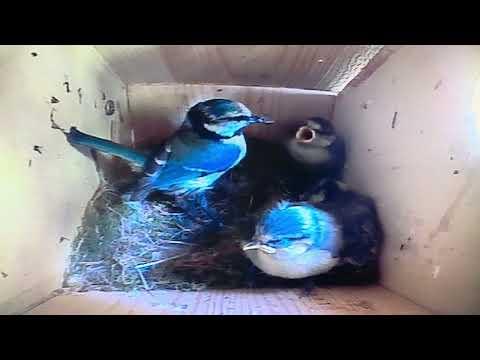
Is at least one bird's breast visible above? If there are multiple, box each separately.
[221,134,247,165]
[285,139,331,166]
[245,248,339,279]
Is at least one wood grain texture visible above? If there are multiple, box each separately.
[314,45,384,93]
[126,83,336,147]
[0,45,127,315]
[345,46,404,89]
[333,45,480,314]
[95,46,385,93]
[25,286,430,315]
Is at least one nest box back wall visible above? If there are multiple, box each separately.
[126,83,337,147]
[333,45,480,314]
[0,45,128,314]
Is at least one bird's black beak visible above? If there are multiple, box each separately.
[250,115,274,124]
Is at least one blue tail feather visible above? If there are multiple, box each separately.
[67,127,149,168]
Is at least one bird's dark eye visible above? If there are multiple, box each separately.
[267,238,294,248]
[268,239,281,244]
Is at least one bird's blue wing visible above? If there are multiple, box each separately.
[146,132,244,192]
[170,132,243,173]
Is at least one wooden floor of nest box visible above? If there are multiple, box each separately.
[26,285,430,315]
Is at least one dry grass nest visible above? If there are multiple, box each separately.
[64,183,254,292]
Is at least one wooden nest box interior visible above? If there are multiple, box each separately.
[1,45,480,315]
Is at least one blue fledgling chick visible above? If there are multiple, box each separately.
[66,99,271,201]
[242,201,343,279]
[298,178,383,269]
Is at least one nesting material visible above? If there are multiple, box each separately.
[64,177,255,292]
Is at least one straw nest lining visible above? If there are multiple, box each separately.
[63,176,258,292]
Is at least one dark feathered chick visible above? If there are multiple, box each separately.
[298,178,383,269]
[229,117,346,213]
[284,117,346,180]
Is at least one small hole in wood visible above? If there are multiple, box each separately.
[77,88,82,104]
[33,145,43,154]
[105,100,115,116]
[63,82,71,93]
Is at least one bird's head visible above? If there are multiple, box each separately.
[242,201,340,260]
[290,117,336,144]
[284,117,346,169]
[186,99,273,139]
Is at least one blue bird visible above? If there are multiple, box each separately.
[66,99,272,203]
[242,201,343,279]
[241,178,383,281]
